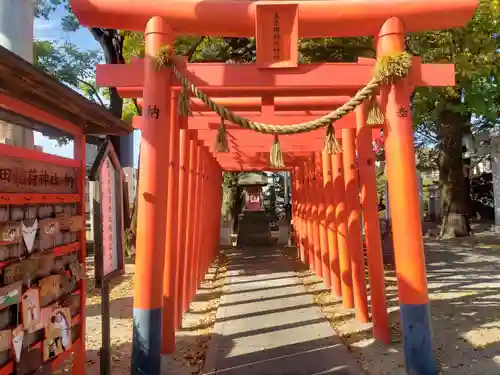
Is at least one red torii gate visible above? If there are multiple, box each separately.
[69,0,477,374]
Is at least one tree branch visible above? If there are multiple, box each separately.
[185,36,206,62]
[132,99,141,116]
[88,27,105,42]
[76,78,105,107]
[415,129,438,145]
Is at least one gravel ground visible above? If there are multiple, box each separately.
[284,225,500,375]
[54,252,228,375]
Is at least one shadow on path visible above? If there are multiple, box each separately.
[202,247,363,375]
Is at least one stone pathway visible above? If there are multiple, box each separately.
[202,247,363,375]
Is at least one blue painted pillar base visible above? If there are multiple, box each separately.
[131,308,162,375]
[400,303,438,375]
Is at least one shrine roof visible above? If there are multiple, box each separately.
[238,173,269,186]
[0,46,133,136]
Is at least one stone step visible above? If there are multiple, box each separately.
[237,210,273,247]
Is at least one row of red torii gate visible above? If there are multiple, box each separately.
[68,1,477,375]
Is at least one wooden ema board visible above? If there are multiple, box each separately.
[256,3,298,68]
[0,156,76,194]
[0,150,83,374]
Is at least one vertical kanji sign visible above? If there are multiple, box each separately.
[90,140,125,283]
[255,3,299,68]
[89,140,126,375]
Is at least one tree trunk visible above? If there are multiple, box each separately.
[232,186,243,233]
[89,28,125,156]
[438,109,470,238]
[221,185,234,222]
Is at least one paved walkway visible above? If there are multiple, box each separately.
[203,247,363,375]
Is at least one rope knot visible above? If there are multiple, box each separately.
[270,134,285,168]
[367,95,385,126]
[373,52,413,84]
[323,123,342,154]
[214,118,229,153]
[155,44,172,71]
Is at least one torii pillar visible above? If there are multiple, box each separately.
[378,18,436,375]
[131,17,172,375]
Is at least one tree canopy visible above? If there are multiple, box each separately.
[34,0,499,236]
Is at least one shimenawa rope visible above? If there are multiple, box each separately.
[154,46,412,165]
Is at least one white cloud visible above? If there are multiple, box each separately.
[34,19,60,41]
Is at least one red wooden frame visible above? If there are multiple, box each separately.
[0,94,86,375]
[96,57,455,92]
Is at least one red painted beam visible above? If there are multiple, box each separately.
[191,110,335,117]
[132,111,349,129]
[118,86,361,98]
[96,58,455,92]
[140,96,351,112]
[188,114,359,129]
[132,112,383,131]
[71,0,477,38]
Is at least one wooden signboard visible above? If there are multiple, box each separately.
[89,140,125,375]
[0,155,76,194]
[89,141,125,285]
[255,3,298,68]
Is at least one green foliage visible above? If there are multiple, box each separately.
[299,37,374,62]
[35,0,62,19]
[122,31,145,61]
[35,0,80,31]
[221,172,240,220]
[34,40,104,145]
[122,100,139,123]
[121,33,232,63]
[34,40,102,96]
[223,171,239,187]
[410,0,500,132]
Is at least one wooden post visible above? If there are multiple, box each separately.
[332,149,354,309]
[211,161,222,261]
[322,151,341,296]
[197,149,207,283]
[356,103,389,343]
[311,154,322,277]
[192,142,204,295]
[294,166,306,263]
[132,16,172,375]
[342,127,369,322]
[183,131,198,311]
[377,17,436,374]
[315,152,329,282]
[161,91,180,354]
[303,160,315,271]
[290,167,298,252]
[72,133,86,375]
[201,152,211,276]
[175,127,190,329]
[189,141,202,302]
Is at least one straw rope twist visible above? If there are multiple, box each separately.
[155,46,412,137]
[172,67,381,134]
[156,48,412,135]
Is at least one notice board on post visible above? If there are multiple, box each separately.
[255,3,299,68]
[88,140,126,375]
[89,140,125,286]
